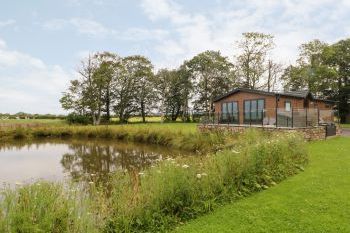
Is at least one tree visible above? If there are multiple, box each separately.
[281,40,338,96]
[185,50,235,113]
[131,56,155,123]
[111,56,139,123]
[265,59,283,92]
[323,39,350,123]
[155,68,191,121]
[94,52,120,122]
[60,52,119,125]
[235,32,274,89]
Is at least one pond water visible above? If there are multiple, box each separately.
[0,139,191,186]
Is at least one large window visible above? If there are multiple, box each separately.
[221,102,239,123]
[244,99,264,124]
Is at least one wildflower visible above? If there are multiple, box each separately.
[182,164,189,169]
[138,172,145,176]
[232,149,240,154]
[15,182,22,186]
[90,173,96,177]
[196,174,202,179]
[201,173,208,176]
[89,181,94,185]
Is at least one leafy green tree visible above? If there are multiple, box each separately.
[281,40,338,96]
[60,52,118,125]
[323,39,350,123]
[185,50,235,113]
[235,32,275,89]
[131,56,155,123]
[111,56,138,123]
[155,68,191,121]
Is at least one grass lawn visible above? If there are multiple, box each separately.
[341,123,350,128]
[175,137,350,233]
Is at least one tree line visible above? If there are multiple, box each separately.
[60,32,350,124]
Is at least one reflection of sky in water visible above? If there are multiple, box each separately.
[0,140,190,185]
[0,143,69,184]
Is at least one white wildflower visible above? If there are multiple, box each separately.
[196,174,202,179]
[232,150,240,154]
[182,164,189,169]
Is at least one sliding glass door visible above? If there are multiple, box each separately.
[221,102,239,124]
[244,99,264,124]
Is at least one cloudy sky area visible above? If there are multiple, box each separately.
[0,0,349,114]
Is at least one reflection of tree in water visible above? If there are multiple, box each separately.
[60,141,164,187]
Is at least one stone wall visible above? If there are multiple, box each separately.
[197,124,337,141]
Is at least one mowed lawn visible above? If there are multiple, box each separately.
[176,137,350,233]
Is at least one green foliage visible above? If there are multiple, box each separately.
[185,50,236,112]
[66,113,91,125]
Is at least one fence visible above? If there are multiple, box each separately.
[200,108,337,128]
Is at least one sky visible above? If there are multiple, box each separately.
[0,0,349,114]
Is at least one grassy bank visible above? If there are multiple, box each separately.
[0,130,307,233]
[0,124,222,152]
[175,137,350,233]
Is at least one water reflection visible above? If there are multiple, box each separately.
[0,139,188,186]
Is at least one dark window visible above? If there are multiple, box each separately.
[221,101,239,123]
[244,99,265,123]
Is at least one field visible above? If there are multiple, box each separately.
[175,137,350,233]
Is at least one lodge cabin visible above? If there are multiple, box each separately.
[213,88,337,128]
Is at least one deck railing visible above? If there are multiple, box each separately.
[200,108,337,128]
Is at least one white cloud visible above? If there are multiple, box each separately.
[0,38,72,114]
[44,18,115,38]
[43,17,169,41]
[0,19,16,28]
[140,0,350,68]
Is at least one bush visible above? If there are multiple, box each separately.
[66,113,91,125]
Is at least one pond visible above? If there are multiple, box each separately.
[0,139,191,186]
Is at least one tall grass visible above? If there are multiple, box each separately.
[0,130,307,232]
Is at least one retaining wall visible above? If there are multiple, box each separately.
[198,124,342,141]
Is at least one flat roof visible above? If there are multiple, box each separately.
[213,88,338,103]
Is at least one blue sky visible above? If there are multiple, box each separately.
[0,0,349,114]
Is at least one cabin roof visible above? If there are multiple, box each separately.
[213,88,337,103]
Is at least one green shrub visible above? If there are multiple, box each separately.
[66,113,91,125]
